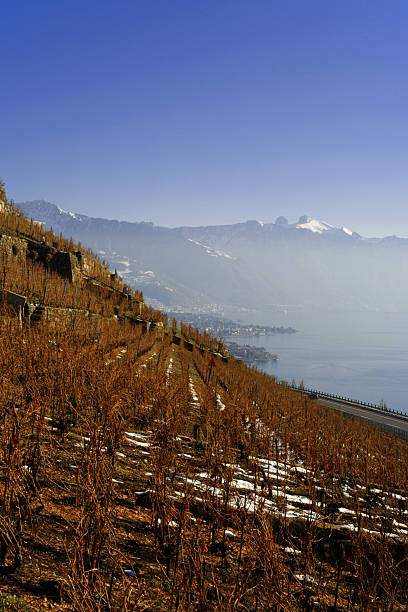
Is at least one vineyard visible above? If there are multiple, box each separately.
[1,192,408,610]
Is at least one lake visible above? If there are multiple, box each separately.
[224,309,408,414]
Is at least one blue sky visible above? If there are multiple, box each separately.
[1,0,408,236]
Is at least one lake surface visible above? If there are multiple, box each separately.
[224,310,408,414]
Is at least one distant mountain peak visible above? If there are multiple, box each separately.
[294,216,335,234]
[275,216,289,226]
[271,214,355,236]
[19,199,88,222]
[297,215,313,225]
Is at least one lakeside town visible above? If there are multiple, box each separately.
[167,311,297,338]
[225,341,279,363]
[166,311,293,364]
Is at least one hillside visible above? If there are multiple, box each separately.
[1,188,408,611]
[16,199,408,315]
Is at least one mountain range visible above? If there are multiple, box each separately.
[16,200,408,316]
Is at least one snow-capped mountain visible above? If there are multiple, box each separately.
[291,215,353,236]
[175,214,361,249]
[15,200,408,314]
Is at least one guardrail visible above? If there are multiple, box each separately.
[290,384,408,423]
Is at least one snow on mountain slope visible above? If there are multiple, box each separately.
[187,239,237,260]
[292,215,354,236]
[294,216,335,233]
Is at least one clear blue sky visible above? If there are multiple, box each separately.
[1,0,407,236]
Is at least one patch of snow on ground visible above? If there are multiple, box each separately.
[125,438,150,448]
[125,431,151,448]
[285,547,301,555]
[189,380,199,403]
[231,479,255,490]
[125,432,151,439]
[295,574,316,584]
[217,394,226,411]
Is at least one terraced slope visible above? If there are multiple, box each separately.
[1,313,408,611]
[1,193,408,610]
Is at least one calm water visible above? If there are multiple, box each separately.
[224,310,408,414]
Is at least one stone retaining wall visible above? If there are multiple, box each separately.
[0,234,28,260]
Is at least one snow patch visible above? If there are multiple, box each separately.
[295,217,335,234]
[188,239,236,260]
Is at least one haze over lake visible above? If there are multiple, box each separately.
[226,309,408,414]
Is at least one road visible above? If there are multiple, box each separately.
[317,396,408,439]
